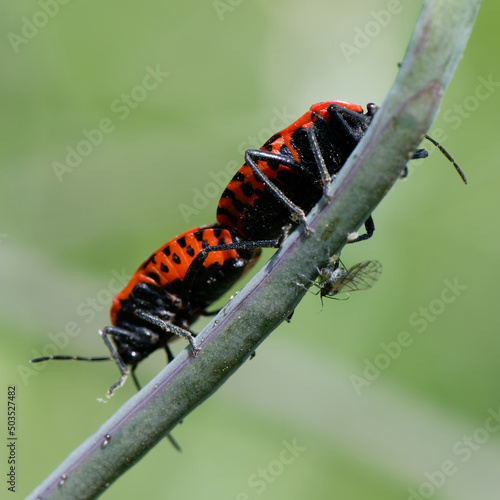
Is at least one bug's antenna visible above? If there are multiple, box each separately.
[425,134,467,184]
[30,355,111,363]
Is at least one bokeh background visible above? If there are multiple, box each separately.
[1,0,498,499]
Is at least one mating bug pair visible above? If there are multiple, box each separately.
[32,100,466,402]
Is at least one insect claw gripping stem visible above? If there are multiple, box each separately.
[344,215,375,244]
[291,211,312,235]
[357,216,375,243]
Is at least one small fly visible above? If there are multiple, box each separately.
[316,258,383,299]
[296,256,382,305]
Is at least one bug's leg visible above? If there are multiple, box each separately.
[100,326,131,397]
[164,344,175,363]
[412,149,428,160]
[245,149,312,233]
[130,367,142,392]
[306,118,332,196]
[101,323,176,396]
[346,216,375,244]
[134,309,199,355]
[327,103,370,148]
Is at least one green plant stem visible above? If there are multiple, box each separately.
[28,1,481,498]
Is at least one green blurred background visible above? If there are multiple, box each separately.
[1,0,499,498]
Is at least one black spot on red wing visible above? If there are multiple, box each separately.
[280,144,293,158]
[162,246,171,257]
[194,231,204,242]
[232,196,246,212]
[147,272,161,284]
[216,207,238,225]
[172,253,181,264]
[186,245,195,257]
[160,263,169,273]
[212,227,222,239]
[177,237,187,248]
[202,240,209,249]
[266,156,284,171]
[234,171,245,182]
[140,254,156,269]
[241,182,254,197]
[220,187,236,201]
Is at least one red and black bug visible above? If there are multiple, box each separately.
[217,101,466,243]
[31,224,276,397]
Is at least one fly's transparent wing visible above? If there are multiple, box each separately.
[320,260,382,297]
